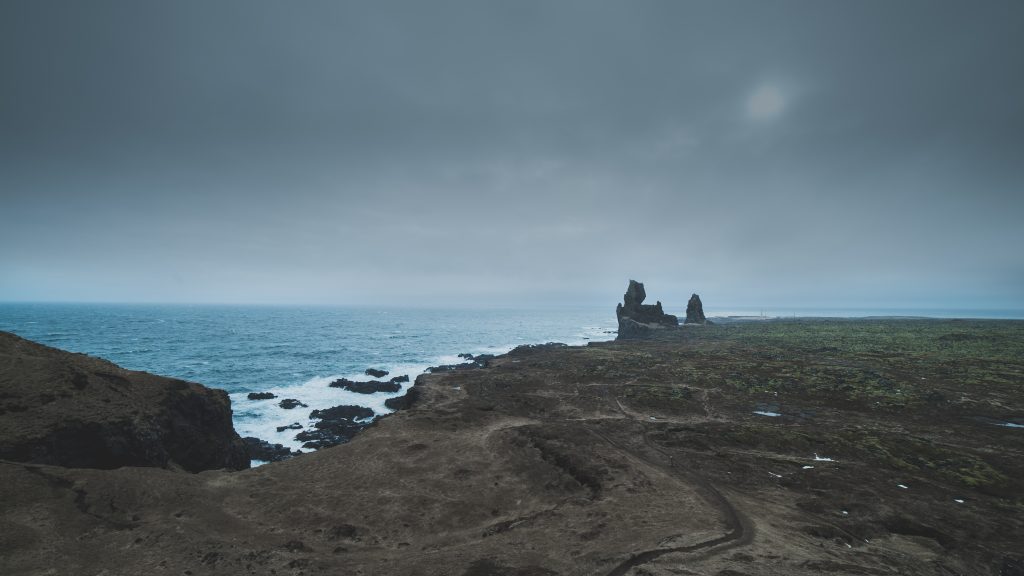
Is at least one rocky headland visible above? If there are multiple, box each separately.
[2,310,1023,575]
[0,331,248,472]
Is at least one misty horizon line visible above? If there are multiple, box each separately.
[2,299,1022,316]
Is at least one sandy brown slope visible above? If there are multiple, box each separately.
[2,320,1023,575]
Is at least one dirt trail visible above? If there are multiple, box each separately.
[593,399,754,576]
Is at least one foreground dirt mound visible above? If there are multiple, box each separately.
[0,331,248,472]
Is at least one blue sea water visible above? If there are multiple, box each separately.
[0,304,617,454]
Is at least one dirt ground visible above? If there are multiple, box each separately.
[2,319,1022,575]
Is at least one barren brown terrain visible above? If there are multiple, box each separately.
[2,319,1023,575]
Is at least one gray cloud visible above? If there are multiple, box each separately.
[2,0,1022,309]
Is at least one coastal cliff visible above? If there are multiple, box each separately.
[1,320,1023,575]
[0,331,249,472]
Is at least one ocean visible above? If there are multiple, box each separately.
[0,303,617,456]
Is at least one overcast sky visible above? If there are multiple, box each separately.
[1,1,1022,310]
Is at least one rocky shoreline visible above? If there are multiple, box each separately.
[2,304,1023,575]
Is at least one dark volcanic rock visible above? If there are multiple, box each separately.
[276,422,303,432]
[247,392,277,400]
[685,293,710,325]
[509,343,567,356]
[0,331,249,472]
[297,405,376,449]
[328,377,402,394]
[278,398,308,409]
[389,374,410,384]
[427,354,495,373]
[310,405,375,421]
[615,280,679,339]
[243,436,300,462]
[384,385,422,411]
[364,368,389,378]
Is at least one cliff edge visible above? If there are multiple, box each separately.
[0,331,249,472]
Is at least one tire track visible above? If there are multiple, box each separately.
[588,401,753,576]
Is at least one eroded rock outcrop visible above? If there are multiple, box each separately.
[295,405,375,449]
[615,280,679,339]
[685,293,709,324]
[328,377,402,394]
[0,331,249,472]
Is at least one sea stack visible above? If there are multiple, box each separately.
[685,293,709,324]
[615,280,679,339]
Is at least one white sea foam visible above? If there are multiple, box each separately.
[813,454,835,462]
[232,360,433,453]
[999,422,1023,428]
[753,411,781,417]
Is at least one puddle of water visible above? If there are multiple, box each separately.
[897,484,909,489]
[999,422,1024,428]
[954,499,965,504]
[813,453,835,462]
[802,465,814,470]
[768,472,782,478]
[753,411,781,417]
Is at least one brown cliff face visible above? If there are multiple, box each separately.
[0,331,249,472]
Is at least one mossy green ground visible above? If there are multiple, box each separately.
[612,320,1024,496]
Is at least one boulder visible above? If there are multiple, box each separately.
[247,392,277,400]
[364,368,389,378]
[615,280,679,339]
[278,398,308,409]
[0,331,249,472]
[684,293,710,324]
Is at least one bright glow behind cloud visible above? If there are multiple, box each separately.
[746,84,785,120]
